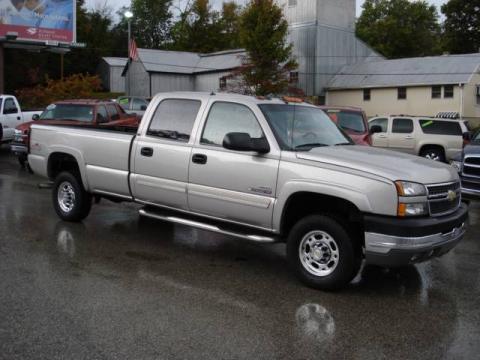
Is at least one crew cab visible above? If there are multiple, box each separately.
[11,99,139,167]
[28,92,468,290]
[451,129,480,199]
[368,116,469,162]
[0,95,42,143]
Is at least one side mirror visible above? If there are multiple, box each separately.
[223,132,270,154]
[369,125,383,134]
[140,105,147,111]
[32,114,40,121]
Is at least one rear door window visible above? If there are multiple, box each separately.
[392,118,413,134]
[107,104,120,121]
[96,106,109,123]
[147,99,201,142]
[132,98,148,111]
[419,120,462,136]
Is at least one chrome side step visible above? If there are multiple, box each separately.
[139,208,278,243]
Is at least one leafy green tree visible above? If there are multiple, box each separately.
[356,0,441,58]
[442,0,480,54]
[131,0,173,49]
[236,0,297,95]
[219,1,242,49]
[170,0,226,53]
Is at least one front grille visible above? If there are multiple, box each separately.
[465,157,480,166]
[427,182,461,216]
[463,156,480,179]
[462,179,480,192]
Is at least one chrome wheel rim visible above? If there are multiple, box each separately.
[57,181,76,213]
[425,152,440,161]
[299,230,339,277]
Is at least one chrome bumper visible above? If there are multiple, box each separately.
[365,223,466,266]
[10,144,27,154]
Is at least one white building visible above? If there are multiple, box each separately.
[97,57,128,93]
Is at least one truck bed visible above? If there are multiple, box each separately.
[29,124,136,198]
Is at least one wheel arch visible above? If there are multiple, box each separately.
[47,150,89,190]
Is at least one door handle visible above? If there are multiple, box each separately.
[17,116,21,120]
[404,136,414,139]
[140,147,153,157]
[192,153,207,165]
[378,134,387,138]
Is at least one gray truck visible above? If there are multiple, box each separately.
[451,130,480,199]
[28,92,468,290]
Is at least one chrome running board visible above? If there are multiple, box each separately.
[139,208,278,243]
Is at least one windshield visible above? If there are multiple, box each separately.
[473,131,480,142]
[324,109,366,133]
[41,104,94,122]
[260,104,352,151]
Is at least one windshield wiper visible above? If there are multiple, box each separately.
[335,142,354,146]
[294,143,329,150]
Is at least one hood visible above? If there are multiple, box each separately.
[464,142,480,155]
[296,145,458,184]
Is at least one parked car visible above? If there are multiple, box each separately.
[0,95,42,144]
[11,99,139,167]
[116,96,150,116]
[368,115,470,162]
[319,106,371,145]
[450,129,480,199]
[28,92,467,290]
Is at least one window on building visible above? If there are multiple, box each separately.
[432,86,442,99]
[419,120,462,136]
[397,87,407,100]
[219,77,227,91]
[288,0,297,6]
[392,118,414,133]
[369,118,388,133]
[363,89,371,101]
[289,72,299,84]
[148,99,201,142]
[201,102,264,146]
[444,85,454,99]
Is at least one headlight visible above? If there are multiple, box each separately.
[395,181,428,217]
[14,129,22,135]
[395,181,427,197]
[450,160,462,173]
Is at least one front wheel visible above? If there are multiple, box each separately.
[52,172,92,222]
[287,215,361,291]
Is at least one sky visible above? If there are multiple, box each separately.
[86,0,449,17]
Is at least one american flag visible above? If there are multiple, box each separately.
[129,38,139,61]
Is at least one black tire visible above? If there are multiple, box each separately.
[52,171,92,222]
[18,156,26,168]
[287,214,361,291]
[420,146,445,162]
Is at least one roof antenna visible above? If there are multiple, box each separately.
[210,91,216,96]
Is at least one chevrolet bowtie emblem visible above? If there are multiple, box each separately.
[447,190,457,202]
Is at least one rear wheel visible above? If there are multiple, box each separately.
[420,146,445,162]
[52,172,92,222]
[287,215,361,291]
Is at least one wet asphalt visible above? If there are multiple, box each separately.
[0,144,479,360]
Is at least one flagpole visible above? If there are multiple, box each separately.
[124,10,133,96]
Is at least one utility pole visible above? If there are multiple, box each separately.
[0,44,4,94]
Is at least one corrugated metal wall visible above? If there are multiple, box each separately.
[129,61,151,97]
[195,72,231,92]
[109,66,125,93]
[151,73,194,97]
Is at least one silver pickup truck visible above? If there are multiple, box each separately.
[28,92,468,290]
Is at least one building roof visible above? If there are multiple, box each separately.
[102,57,128,67]
[327,53,480,90]
[131,48,246,75]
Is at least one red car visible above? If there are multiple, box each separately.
[11,99,140,167]
[319,106,372,146]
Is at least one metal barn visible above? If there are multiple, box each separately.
[97,57,127,93]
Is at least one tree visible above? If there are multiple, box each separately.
[442,0,480,54]
[219,1,242,50]
[131,0,173,49]
[235,0,297,96]
[170,0,226,53]
[356,0,441,58]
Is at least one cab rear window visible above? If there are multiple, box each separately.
[419,120,462,136]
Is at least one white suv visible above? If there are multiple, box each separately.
[368,116,469,162]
